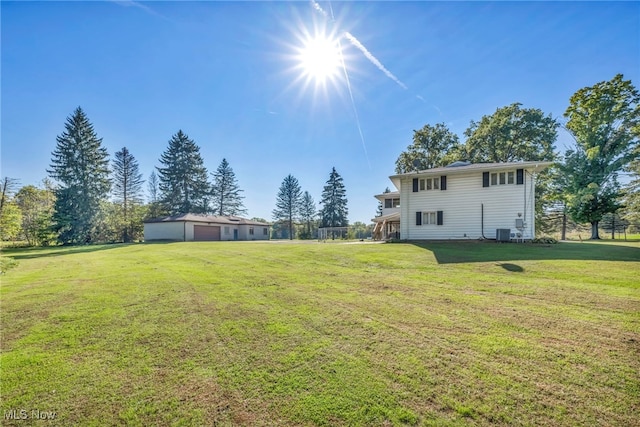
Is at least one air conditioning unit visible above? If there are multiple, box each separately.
[496,228,511,242]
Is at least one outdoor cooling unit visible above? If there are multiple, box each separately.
[496,228,511,242]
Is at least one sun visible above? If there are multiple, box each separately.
[298,35,343,84]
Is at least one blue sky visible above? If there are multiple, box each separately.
[2,1,639,223]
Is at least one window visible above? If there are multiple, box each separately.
[423,211,436,225]
[417,210,444,226]
[249,227,254,235]
[419,177,440,191]
[263,228,268,235]
[224,226,230,235]
[384,198,400,208]
[488,170,517,186]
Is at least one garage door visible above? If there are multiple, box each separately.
[194,225,221,241]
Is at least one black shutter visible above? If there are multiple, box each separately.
[437,210,443,225]
[440,175,447,190]
[516,169,524,185]
[482,172,490,187]
[413,178,419,192]
[416,211,422,226]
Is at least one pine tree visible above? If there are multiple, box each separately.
[157,130,210,215]
[48,107,111,244]
[299,191,317,239]
[272,174,302,240]
[319,167,348,229]
[376,187,391,217]
[113,147,144,242]
[146,170,165,219]
[211,158,246,216]
[148,171,159,203]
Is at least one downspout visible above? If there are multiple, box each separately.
[481,203,495,240]
[184,221,186,242]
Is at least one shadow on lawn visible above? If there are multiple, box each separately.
[409,240,640,264]
[3,243,134,260]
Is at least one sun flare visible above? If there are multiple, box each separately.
[298,35,342,84]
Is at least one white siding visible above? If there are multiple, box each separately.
[400,170,536,240]
[143,222,185,241]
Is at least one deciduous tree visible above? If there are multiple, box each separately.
[463,103,558,163]
[14,181,56,246]
[395,123,461,173]
[562,74,639,239]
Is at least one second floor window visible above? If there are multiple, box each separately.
[384,198,400,208]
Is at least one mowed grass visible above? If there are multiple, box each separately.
[1,241,639,426]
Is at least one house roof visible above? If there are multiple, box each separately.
[371,212,400,223]
[374,191,400,201]
[144,213,270,226]
[389,161,554,189]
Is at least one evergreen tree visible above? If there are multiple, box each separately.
[146,170,165,219]
[148,170,159,203]
[211,158,246,216]
[113,147,144,242]
[47,107,111,244]
[376,187,391,217]
[272,174,302,240]
[299,191,317,239]
[157,130,210,215]
[319,167,349,230]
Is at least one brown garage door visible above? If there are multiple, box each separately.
[194,225,221,241]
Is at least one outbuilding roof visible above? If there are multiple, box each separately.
[144,213,270,226]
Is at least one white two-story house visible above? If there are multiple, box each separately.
[372,161,552,241]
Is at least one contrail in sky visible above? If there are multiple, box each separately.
[328,2,371,169]
[343,32,408,90]
[311,0,408,91]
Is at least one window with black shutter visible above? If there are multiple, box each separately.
[437,210,443,225]
[482,172,490,187]
[413,178,419,192]
[440,175,447,190]
[416,211,422,225]
[516,169,524,185]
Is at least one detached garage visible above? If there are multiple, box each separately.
[144,214,270,242]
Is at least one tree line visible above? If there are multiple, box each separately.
[389,74,639,239]
[1,74,637,244]
[0,107,352,245]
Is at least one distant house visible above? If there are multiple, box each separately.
[372,161,553,241]
[143,214,270,242]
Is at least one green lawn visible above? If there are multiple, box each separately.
[1,240,639,426]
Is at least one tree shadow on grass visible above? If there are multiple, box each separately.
[3,243,134,260]
[408,240,640,264]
